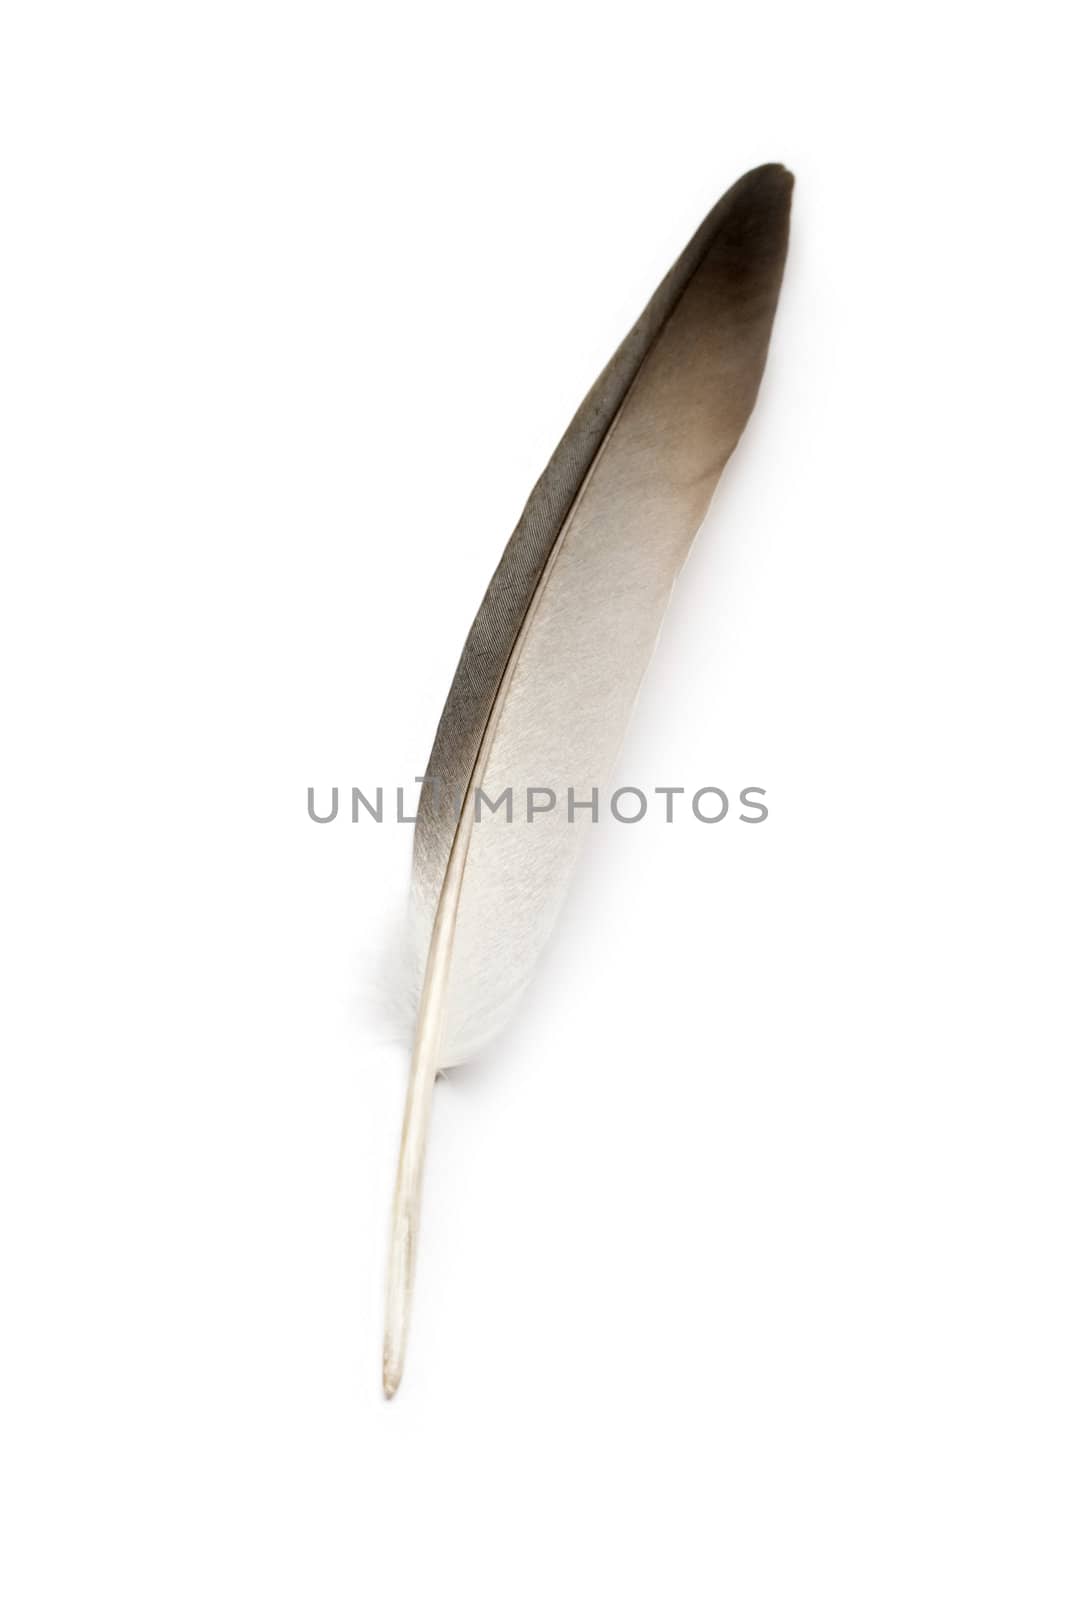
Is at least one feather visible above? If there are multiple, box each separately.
[383,163,793,1396]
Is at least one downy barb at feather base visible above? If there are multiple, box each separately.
[383,163,793,1397]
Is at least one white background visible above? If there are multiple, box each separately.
[2,3,1064,1595]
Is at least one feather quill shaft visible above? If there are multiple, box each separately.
[384,164,793,1396]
